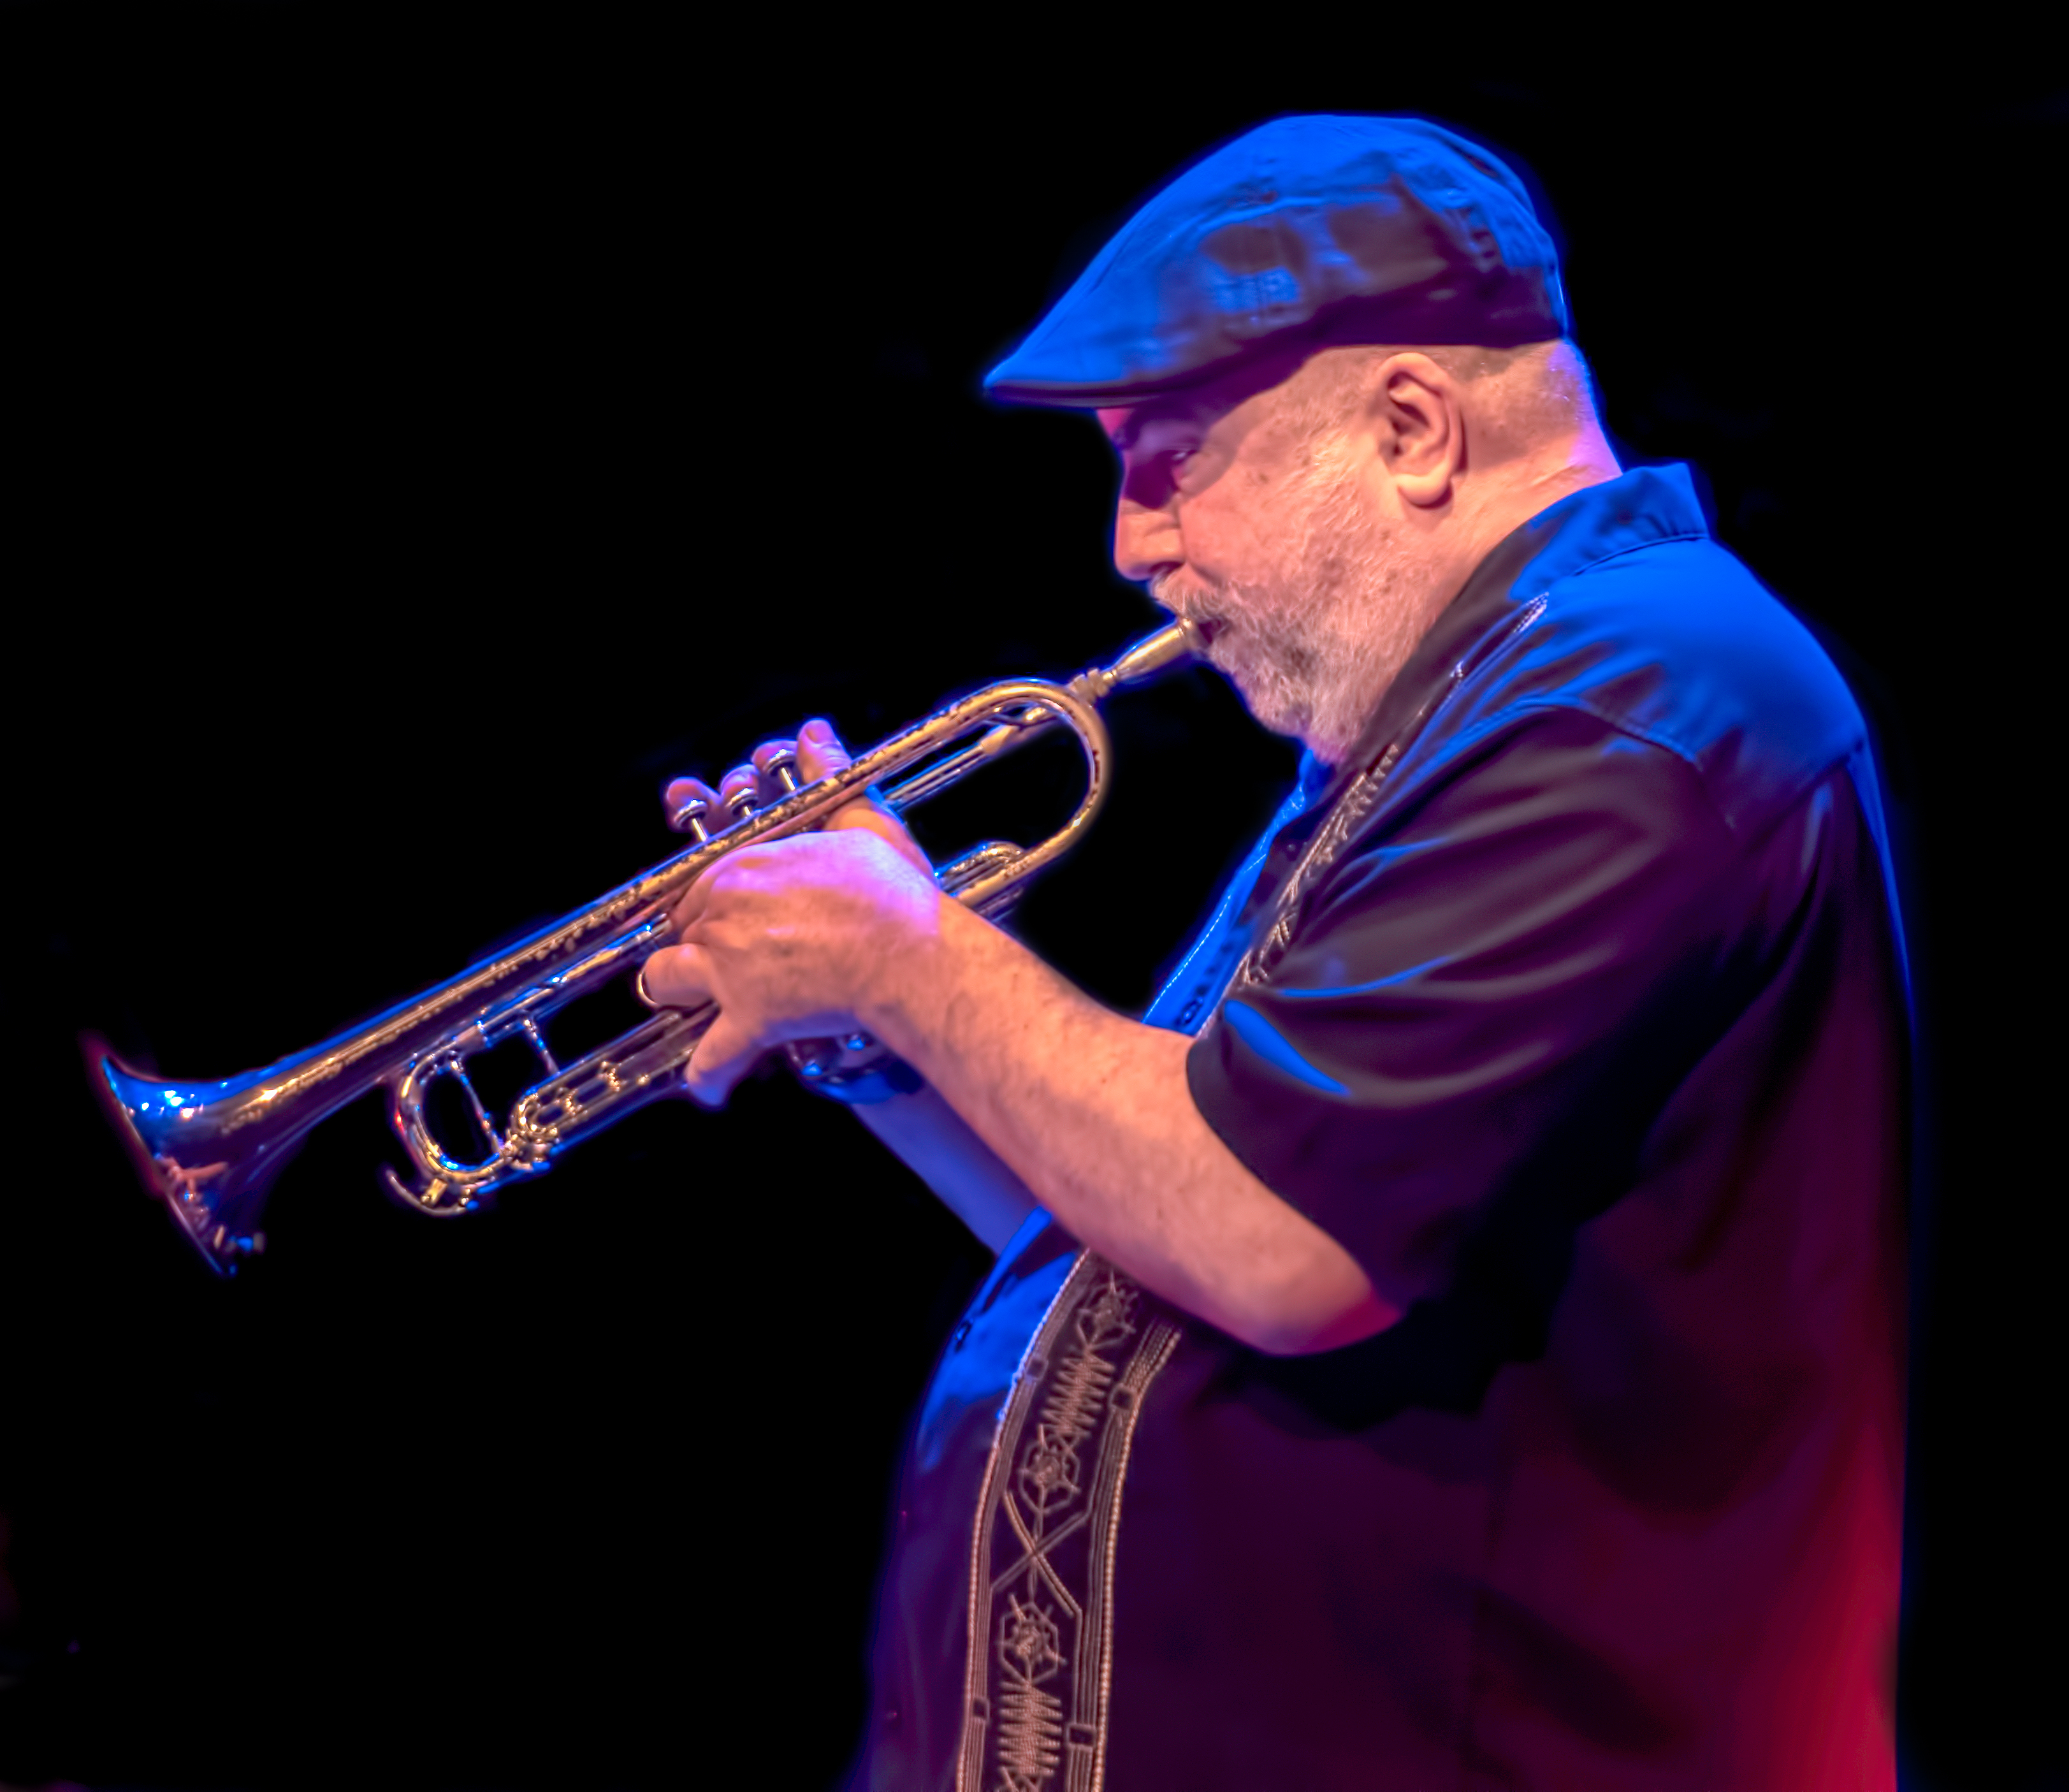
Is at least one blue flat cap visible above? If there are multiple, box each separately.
[985,115,1569,409]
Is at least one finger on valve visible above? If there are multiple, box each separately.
[663,761,767,836]
[664,775,720,839]
[665,722,929,872]
[750,739,802,806]
[716,763,760,827]
[667,726,855,835]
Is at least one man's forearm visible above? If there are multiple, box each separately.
[862,899,1399,1355]
[650,812,1393,1350]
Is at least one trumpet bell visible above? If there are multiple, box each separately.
[87,1039,290,1271]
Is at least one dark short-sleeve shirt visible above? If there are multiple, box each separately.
[853,466,1909,1792]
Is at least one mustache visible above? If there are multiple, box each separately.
[1150,571,1241,662]
[1150,570,1221,623]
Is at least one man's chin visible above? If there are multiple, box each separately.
[1225,673,1312,744]
[1256,708,1314,746]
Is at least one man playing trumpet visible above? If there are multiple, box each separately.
[644,117,1908,1791]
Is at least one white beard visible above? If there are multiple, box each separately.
[1153,446,1430,765]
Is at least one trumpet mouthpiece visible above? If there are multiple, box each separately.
[1077,617,1201,703]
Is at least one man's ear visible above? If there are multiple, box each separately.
[1372,353,1464,509]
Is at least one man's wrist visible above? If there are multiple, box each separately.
[856,889,984,1086]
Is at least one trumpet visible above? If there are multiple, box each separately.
[87,620,1199,1274]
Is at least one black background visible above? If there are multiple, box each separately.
[2,7,2058,1788]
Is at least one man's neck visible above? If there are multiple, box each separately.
[1460,429,1623,576]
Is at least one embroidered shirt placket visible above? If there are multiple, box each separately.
[957,1257,1180,1792]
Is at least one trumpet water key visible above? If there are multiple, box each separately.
[87,620,1200,1274]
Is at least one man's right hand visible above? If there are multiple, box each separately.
[656,722,1040,1255]
[650,718,940,1102]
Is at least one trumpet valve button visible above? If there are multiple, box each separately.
[669,798,712,841]
[723,785,759,822]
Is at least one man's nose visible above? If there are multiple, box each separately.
[1113,498,1181,585]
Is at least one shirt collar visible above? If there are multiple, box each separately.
[1298,463,1711,803]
